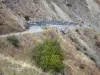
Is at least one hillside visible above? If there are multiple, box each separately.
[0,27,100,75]
[0,0,100,75]
[1,0,100,28]
[0,1,25,34]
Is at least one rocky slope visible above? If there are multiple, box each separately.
[1,0,100,33]
[1,1,100,22]
[0,0,25,34]
[1,0,100,75]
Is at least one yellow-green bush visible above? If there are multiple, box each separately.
[32,39,64,73]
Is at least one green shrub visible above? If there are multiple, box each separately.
[95,41,100,48]
[32,39,64,73]
[76,46,80,51]
[90,56,96,62]
[24,15,30,21]
[7,36,20,48]
[84,47,87,51]
[79,64,86,69]
[75,29,79,33]
[69,14,72,18]
[66,4,72,7]
[94,35,97,39]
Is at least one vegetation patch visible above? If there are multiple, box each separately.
[94,35,97,40]
[90,56,96,62]
[79,64,86,69]
[7,36,20,48]
[84,47,87,51]
[76,46,80,51]
[24,15,30,21]
[66,4,72,7]
[75,29,79,33]
[32,39,64,73]
[95,41,100,48]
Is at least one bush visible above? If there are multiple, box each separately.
[32,39,64,73]
[66,4,72,7]
[79,64,86,69]
[24,15,30,21]
[75,29,79,33]
[90,56,96,62]
[7,36,20,48]
[94,35,97,39]
[95,41,100,48]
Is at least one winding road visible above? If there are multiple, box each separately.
[0,20,81,37]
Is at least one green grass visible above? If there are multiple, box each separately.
[32,39,64,73]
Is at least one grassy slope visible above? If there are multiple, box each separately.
[0,3,25,35]
[0,27,100,75]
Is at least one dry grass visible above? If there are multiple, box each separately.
[0,27,100,75]
[0,28,58,74]
[0,7,25,34]
[95,0,100,4]
[0,29,58,75]
[61,35,100,75]
[0,54,51,75]
[0,17,24,34]
[0,33,37,61]
[63,27,100,75]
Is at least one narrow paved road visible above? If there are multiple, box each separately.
[27,20,81,32]
[0,20,81,37]
[26,20,79,27]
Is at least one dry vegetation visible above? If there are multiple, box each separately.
[0,27,100,75]
[95,0,100,4]
[0,4,25,34]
